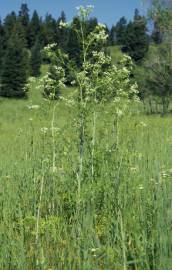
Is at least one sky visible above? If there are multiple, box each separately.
[0,0,147,27]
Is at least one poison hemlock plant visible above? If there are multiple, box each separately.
[34,6,138,203]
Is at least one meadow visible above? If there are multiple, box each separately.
[1,70,172,270]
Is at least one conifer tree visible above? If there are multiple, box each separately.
[15,20,27,47]
[151,21,162,44]
[30,38,42,77]
[115,16,127,44]
[0,19,5,73]
[43,14,57,45]
[28,10,41,48]
[0,28,28,98]
[67,17,82,67]
[56,11,68,50]
[3,11,17,43]
[18,3,30,47]
[86,17,98,33]
[122,9,149,63]
[109,25,116,45]
[19,3,29,27]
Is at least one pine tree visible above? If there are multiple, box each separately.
[3,11,17,44]
[122,9,149,63]
[56,11,69,50]
[0,28,29,98]
[115,16,127,45]
[28,10,41,48]
[152,21,162,44]
[67,17,82,67]
[18,3,30,47]
[15,20,27,47]
[30,38,42,77]
[19,3,29,27]
[0,19,5,74]
[43,14,57,45]
[86,17,98,33]
[109,25,116,45]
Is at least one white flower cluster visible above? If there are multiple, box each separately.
[76,5,94,19]
[38,64,66,99]
[59,20,68,29]
[90,25,108,42]
[40,126,60,135]
[27,104,40,110]
[92,51,111,65]
[40,127,48,134]
[44,43,57,51]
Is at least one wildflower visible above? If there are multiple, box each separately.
[138,185,144,190]
[162,172,168,178]
[40,127,48,134]
[50,127,60,134]
[140,121,147,127]
[138,153,143,160]
[130,167,138,172]
[28,77,36,83]
[44,43,57,50]
[27,105,40,110]
[116,109,123,117]
[90,248,97,252]
[98,23,106,28]
[50,166,57,173]
[59,20,68,29]
[113,97,121,103]
[71,80,76,86]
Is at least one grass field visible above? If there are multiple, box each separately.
[1,70,172,269]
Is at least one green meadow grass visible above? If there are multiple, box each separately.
[1,72,172,269]
[107,46,124,64]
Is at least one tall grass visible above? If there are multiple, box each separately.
[1,78,172,269]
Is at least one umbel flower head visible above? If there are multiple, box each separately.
[76,5,94,19]
[32,5,138,109]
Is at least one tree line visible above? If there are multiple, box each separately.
[0,3,162,103]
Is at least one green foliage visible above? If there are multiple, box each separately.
[38,6,137,106]
[3,11,17,42]
[148,0,172,40]
[67,16,82,67]
[122,9,149,63]
[137,1,172,114]
[41,64,65,99]
[115,16,127,45]
[43,14,57,46]
[18,3,30,47]
[30,38,42,77]
[0,30,29,98]
[1,67,172,269]
[137,41,172,114]
[2,4,172,268]
[0,19,5,74]
[151,20,163,44]
[56,11,69,50]
[109,25,116,45]
[28,10,42,48]
[39,45,67,99]
[106,45,125,64]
